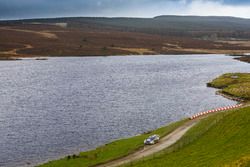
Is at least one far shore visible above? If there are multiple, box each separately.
[0,56,48,61]
[1,53,249,65]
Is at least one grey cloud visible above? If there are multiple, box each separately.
[0,0,187,19]
[0,0,249,20]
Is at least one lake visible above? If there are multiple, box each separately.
[0,55,249,167]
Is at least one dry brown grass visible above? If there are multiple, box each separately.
[112,47,157,55]
[218,40,250,47]
[1,23,250,57]
[225,156,250,167]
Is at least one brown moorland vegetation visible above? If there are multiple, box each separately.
[2,16,250,58]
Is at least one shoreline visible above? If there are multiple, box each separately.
[0,56,48,61]
[0,53,212,61]
[215,91,245,103]
[0,54,249,64]
[234,56,250,63]
[0,56,22,61]
[37,100,247,167]
[37,119,188,167]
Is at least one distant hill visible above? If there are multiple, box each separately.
[2,15,250,39]
[2,15,250,57]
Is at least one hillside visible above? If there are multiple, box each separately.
[3,15,250,38]
[1,16,250,58]
[125,106,250,167]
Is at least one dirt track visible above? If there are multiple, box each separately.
[0,44,33,56]
[96,119,199,167]
[0,27,58,39]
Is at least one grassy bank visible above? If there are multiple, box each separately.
[207,73,250,100]
[38,119,187,167]
[124,106,250,167]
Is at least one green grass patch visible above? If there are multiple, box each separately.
[207,73,250,100]
[124,106,250,167]
[38,119,187,167]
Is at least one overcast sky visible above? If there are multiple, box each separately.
[1,0,250,20]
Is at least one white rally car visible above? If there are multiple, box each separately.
[144,134,160,145]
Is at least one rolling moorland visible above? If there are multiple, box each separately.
[1,16,250,59]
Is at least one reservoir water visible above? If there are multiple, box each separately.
[0,55,249,167]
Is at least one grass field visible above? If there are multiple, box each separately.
[38,119,187,167]
[207,73,250,100]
